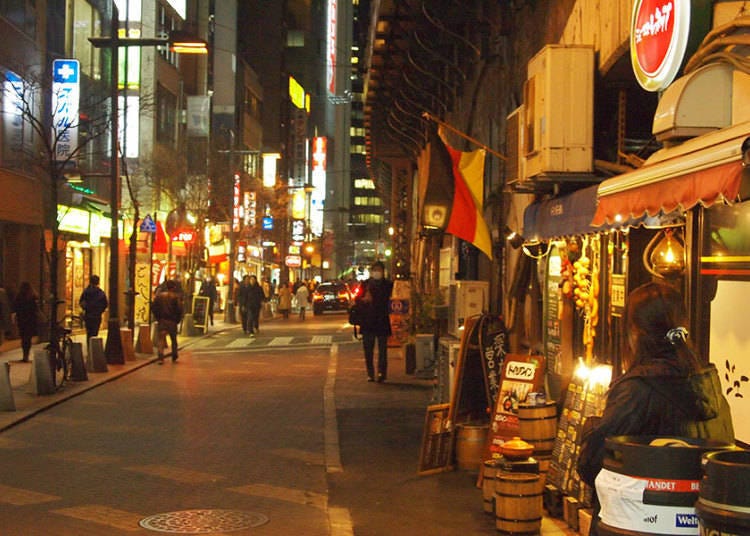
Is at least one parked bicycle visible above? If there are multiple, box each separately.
[46,306,74,389]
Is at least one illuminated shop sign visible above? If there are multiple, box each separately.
[289,76,307,110]
[327,0,337,94]
[630,0,690,91]
[51,59,80,161]
[233,173,241,232]
[171,230,196,243]
[310,137,326,236]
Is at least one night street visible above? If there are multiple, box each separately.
[0,313,570,535]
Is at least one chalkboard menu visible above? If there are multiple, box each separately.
[478,315,507,406]
[192,296,210,333]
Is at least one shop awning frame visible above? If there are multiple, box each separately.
[593,122,750,226]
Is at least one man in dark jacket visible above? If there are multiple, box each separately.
[238,275,265,336]
[151,280,184,363]
[79,275,108,340]
[356,261,394,382]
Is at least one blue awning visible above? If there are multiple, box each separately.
[523,185,601,241]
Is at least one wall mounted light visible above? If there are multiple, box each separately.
[504,227,525,249]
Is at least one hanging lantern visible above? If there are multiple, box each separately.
[645,228,686,278]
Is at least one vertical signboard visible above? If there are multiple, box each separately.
[327,0,337,94]
[51,59,80,161]
[311,137,326,236]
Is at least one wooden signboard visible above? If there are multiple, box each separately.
[483,353,545,461]
[447,314,488,427]
[417,403,453,475]
[192,296,210,333]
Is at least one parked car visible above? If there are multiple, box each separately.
[312,281,352,315]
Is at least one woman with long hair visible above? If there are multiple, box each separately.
[578,281,734,534]
[14,282,39,362]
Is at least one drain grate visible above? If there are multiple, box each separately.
[139,509,269,533]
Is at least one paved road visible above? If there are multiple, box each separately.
[0,313,572,535]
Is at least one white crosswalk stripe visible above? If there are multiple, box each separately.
[267,337,293,346]
[228,338,255,348]
[311,335,332,344]
[190,338,217,349]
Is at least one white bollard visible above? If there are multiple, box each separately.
[0,362,16,411]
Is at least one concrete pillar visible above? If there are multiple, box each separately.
[0,362,16,411]
[120,328,136,362]
[135,323,153,354]
[87,337,108,373]
[69,342,88,381]
[27,349,55,395]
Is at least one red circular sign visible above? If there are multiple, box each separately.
[630,0,689,91]
[633,0,675,75]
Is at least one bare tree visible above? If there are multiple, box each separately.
[1,63,110,339]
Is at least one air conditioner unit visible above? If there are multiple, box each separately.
[506,105,526,185]
[414,333,434,373]
[448,281,489,337]
[524,45,594,179]
[436,337,461,404]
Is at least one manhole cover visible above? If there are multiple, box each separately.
[139,509,269,533]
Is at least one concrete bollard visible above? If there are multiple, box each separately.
[69,342,88,381]
[27,349,55,395]
[0,362,16,411]
[120,328,136,362]
[87,337,108,373]
[135,323,153,354]
[181,313,197,336]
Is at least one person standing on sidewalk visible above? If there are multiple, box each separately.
[151,280,184,363]
[356,261,393,382]
[277,282,292,320]
[79,275,108,340]
[239,275,265,336]
[295,282,309,321]
[13,282,39,362]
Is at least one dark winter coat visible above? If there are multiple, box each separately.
[238,283,265,312]
[14,293,38,338]
[151,290,184,333]
[578,359,734,487]
[356,278,393,336]
[79,285,108,321]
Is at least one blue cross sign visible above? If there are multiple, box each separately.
[52,59,80,161]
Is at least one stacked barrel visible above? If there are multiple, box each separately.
[518,400,557,485]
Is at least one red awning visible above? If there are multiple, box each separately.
[593,126,749,226]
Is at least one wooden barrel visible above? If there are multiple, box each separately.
[518,401,557,453]
[482,460,498,514]
[597,436,733,536]
[494,472,542,535]
[455,424,488,471]
[696,449,750,536]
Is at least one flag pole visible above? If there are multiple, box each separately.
[422,112,507,161]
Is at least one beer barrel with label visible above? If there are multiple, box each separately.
[597,436,733,536]
[696,449,750,535]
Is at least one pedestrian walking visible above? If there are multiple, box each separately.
[79,275,108,340]
[295,283,309,321]
[355,261,393,382]
[238,275,265,335]
[151,280,184,364]
[13,282,39,362]
[577,281,734,535]
[277,282,292,320]
[199,276,218,326]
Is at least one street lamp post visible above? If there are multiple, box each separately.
[90,5,207,362]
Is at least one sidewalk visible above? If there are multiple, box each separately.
[0,318,235,432]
